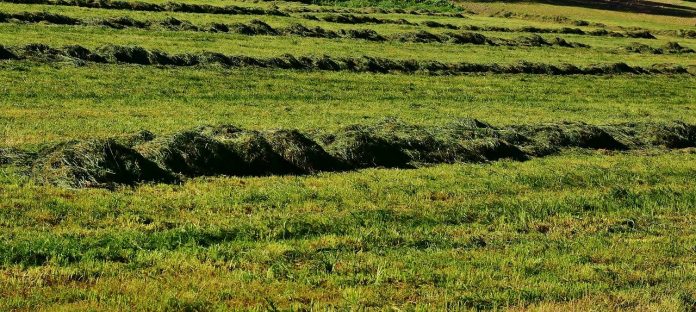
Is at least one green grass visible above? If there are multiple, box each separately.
[1,0,696,309]
[0,0,663,34]
[1,150,695,310]
[1,63,694,147]
[0,1,693,68]
[0,2,528,32]
[1,3,694,63]
[2,23,695,67]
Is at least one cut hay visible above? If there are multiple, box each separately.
[7,43,685,76]
[33,139,177,188]
[14,119,696,188]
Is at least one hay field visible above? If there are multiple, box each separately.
[0,0,695,310]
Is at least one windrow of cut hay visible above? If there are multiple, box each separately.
[0,9,664,41]
[3,0,687,39]
[0,43,689,75]
[0,0,467,17]
[281,4,467,17]
[311,12,688,39]
[4,119,695,188]
[622,42,695,54]
[486,9,696,38]
[0,12,595,48]
[1,0,289,16]
[253,0,465,15]
[305,13,658,39]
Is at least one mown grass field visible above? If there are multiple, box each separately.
[1,0,695,310]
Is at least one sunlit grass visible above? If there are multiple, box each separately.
[1,151,695,310]
[0,64,694,146]
[1,0,696,309]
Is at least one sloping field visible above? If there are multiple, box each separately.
[0,0,695,310]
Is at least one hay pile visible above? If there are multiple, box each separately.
[624,42,695,54]
[31,139,177,188]
[5,0,289,16]
[8,119,694,188]
[4,43,688,75]
[0,11,596,48]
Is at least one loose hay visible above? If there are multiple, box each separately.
[0,11,594,48]
[33,139,177,188]
[2,0,462,18]
[137,130,242,177]
[8,43,687,75]
[12,119,696,188]
[623,42,695,54]
[0,148,35,166]
[0,44,17,59]
[263,130,342,173]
